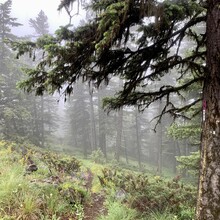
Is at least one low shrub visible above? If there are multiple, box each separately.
[97,167,196,219]
[97,201,138,220]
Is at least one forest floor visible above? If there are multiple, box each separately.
[79,168,107,220]
[84,192,106,220]
[0,141,197,220]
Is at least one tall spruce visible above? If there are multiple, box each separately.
[29,10,49,36]
[65,82,91,157]
[11,0,220,218]
[28,10,58,147]
[0,0,30,141]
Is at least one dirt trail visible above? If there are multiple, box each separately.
[83,168,107,220]
[83,193,106,220]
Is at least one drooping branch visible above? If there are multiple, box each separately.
[9,0,206,123]
[103,76,204,111]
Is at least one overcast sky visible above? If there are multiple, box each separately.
[1,0,86,36]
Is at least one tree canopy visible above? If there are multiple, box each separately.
[11,0,206,118]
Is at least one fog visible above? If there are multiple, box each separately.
[9,0,85,35]
[0,0,200,178]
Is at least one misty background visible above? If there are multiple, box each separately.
[0,0,200,177]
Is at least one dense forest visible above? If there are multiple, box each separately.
[1,0,199,176]
[0,0,220,219]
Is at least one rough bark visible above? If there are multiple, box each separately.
[196,2,220,219]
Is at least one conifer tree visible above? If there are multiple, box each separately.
[29,10,49,36]
[0,0,30,141]
[28,10,57,147]
[11,0,220,218]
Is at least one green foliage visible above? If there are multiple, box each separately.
[0,1,57,146]
[59,181,88,205]
[98,167,149,193]
[11,0,206,119]
[168,123,201,141]
[97,201,138,220]
[0,0,22,40]
[39,150,81,175]
[167,121,200,178]
[147,209,178,220]
[0,164,27,209]
[0,140,87,219]
[40,185,73,216]
[0,140,198,219]
[162,0,202,25]
[176,151,200,175]
[95,1,128,54]
[98,167,196,219]
[73,203,84,220]
[89,148,105,163]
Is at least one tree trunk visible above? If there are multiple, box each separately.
[157,100,163,175]
[135,107,142,170]
[115,108,123,162]
[172,141,178,174]
[98,89,107,158]
[123,130,129,164]
[83,131,88,158]
[182,139,189,178]
[33,96,40,146]
[40,96,45,147]
[71,119,79,148]
[89,87,97,151]
[196,2,220,219]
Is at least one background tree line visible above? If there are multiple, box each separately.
[0,0,200,178]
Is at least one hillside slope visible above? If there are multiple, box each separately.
[0,141,196,220]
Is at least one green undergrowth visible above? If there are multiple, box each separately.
[97,200,138,220]
[0,140,197,220]
[96,167,196,220]
[0,140,86,219]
